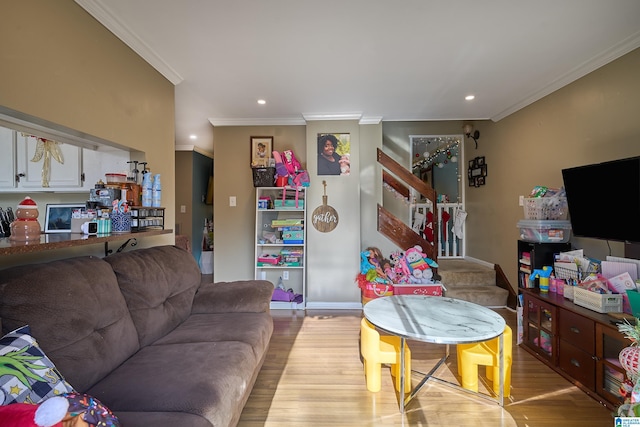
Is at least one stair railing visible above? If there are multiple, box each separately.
[377,148,438,261]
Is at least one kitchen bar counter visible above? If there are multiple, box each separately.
[0,229,172,256]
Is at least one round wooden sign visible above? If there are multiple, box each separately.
[312,181,339,233]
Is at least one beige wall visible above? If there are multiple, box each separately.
[0,1,175,268]
[466,47,640,289]
[213,126,306,282]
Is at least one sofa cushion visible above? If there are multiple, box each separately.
[153,312,273,360]
[104,246,201,347]
[87,341,258,427]
[0,325,75,404]
[192,280,274,314]
[0,256,140,392]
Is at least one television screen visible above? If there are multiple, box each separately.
[561,156,640,243]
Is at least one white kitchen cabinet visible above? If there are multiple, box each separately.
[15,133,82,189]
[0,127,16,189]
[0,126,131,193]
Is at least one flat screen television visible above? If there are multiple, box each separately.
[561,156,640,243]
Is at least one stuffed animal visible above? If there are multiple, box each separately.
[403,245,438,284]
[0,393,121,427]
[0,396,84,427]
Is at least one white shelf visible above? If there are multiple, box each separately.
[255,187,306,310]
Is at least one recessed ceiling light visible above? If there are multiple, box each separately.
[189,134,197,140]
[257,99,266,105]
[465,95,475,101]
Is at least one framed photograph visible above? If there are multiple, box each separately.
[477,156,485,166]
[317,133,351,176]
[250,136,273,167]
[481,164,488,177]
[44,204,84,233]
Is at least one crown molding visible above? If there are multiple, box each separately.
[359,116,383,125]
[302,112,362,121]
[491,30,640,121]
[74,0,184,85]
[175,144,214,159]
[208,117,306,127]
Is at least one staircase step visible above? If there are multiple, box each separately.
[438,259,496,286]
[437,259,508,307]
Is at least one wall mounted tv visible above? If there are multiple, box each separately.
[561,156,640,243]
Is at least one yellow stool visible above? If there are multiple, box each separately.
[360,318,411,393]
[456,325,512,397]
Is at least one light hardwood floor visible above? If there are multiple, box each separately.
[238,308,616,427]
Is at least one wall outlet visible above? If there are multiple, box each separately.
[180,205,186,213]
[282,271,289,280]
[229,196,236,207]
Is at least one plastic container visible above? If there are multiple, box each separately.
[517,219,571,243]
[152,174,161,207]
[105,173,127,184]
[141,173,153,207]
[573,287,623,313]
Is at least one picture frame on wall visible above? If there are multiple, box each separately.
[250,136,273,167]
[317,133,351,176]
[44,204,84,233]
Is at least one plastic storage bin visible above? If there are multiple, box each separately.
[573,287,623,313]
[517,219,571,243]
[523,197,568,220]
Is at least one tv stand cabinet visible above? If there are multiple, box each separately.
[521,288,628,410]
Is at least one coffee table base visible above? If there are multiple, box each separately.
[398,339,505,413]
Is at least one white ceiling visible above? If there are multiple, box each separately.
[75,0,640,152]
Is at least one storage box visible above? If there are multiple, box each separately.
[573,287,623,313]
[393,283,443,296]
[252,167,276,187]
[361,283,394,305]
[274,199,304,209]
[517,219,571,243]
[627,290,640,317]
[523,197,568,220]
[282,230,304,240]
[257,254,281,265]
[257,196,271,209]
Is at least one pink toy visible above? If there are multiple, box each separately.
[282,150,302,175]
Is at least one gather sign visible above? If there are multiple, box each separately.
[312,181,339,233]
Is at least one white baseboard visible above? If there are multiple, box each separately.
[305,302,363,310]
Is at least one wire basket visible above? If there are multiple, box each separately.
[523,197,568,220]
[553,262,600,282]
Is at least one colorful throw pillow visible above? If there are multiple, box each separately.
[0,325,75,404]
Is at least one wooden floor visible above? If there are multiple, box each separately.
[237,308,616,427]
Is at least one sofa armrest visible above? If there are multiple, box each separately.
[192,280,273,314]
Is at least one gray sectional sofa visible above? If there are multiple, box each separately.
[0,245,274,427]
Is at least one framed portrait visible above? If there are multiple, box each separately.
[44,204,84,233]
[250,136,273,167]
[317,133,351,176]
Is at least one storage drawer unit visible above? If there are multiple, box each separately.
[558,309,595,353]
[520,288,629,410]
[558,340,595,389]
